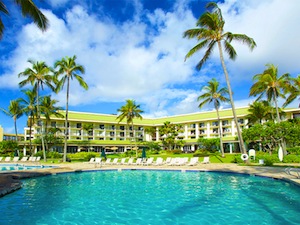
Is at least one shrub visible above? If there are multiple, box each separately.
[172,149,182,154]
[261,155,279,166]
[68,152,98,161]
[231,154,244,164]
[287,147,300,155]
[283,154,300,163]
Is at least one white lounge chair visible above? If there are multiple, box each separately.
[0,157,3,161]
[143,157,154,166]
[153,157,163,166]
[20,157,28,162]
[88,158,95,163]
[164,157,172,164]
[167,157,179,166]
[176,157,188,166]
[133,158,143,165]
[119,158,126,165]
[125,158,134,165]
[31,157,37,162]
[12,157,19,162]
[187,157,199,166]
[4,157,11,162]
[111,158,119,165]
[202,156,210,164]
[94,157,102,167]
[104,158,111,165]
[36,156,41,162]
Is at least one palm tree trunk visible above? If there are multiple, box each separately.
[36,86,47,162]
[63,76,70,162]
[132,121,138,158]
[216,107,225,157]
[217,41,247,154]
[29,116,33,155]
[14,117,18,141]
[273,94,281,123]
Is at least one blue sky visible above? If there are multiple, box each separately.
[0,0,300,134]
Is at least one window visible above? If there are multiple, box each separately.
[120,126,125,130]
[212,121,218,126]
[76,123,82,128]
[238,119,244,124]
[51,122,56,127]
[99,124,105,129]
[199,122,205,128]
[222,120,228,126]
[190,124,196,128]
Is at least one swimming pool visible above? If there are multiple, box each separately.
[0,170,300,224]
[0,164,52,172]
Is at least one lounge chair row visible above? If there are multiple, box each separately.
[88,156,210,166]
[0,156,41,163]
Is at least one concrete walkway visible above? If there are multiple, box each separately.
[1,162,300,197]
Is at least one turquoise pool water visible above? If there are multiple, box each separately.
[0,164,51,172]
[1,170,300,225]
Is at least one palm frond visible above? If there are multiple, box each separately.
[15,0,49,31]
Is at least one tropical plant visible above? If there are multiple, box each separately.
[17,89,37,155]
[19,60,55,161]
[54,55,88,162]
[249,64,291,123]
[40,95,64,151]
[159,121,184,150]
[284,75,300,107]
[116,99,143,157]
[0,100,23,141]
[183,2,256,154]
[197,78,229,157]
[0,0,48,39]
[246,101,274,125]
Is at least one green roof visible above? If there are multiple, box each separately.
[52,107,250,126]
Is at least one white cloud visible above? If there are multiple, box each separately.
[1,0,299,128]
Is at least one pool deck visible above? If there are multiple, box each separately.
[1,162,300,197]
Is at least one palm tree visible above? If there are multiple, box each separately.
[116,99,143,157]
[0,100,23,141]
[183,2,256,154]
[40,95,64,151]
[284,75,300,107]
[19,60,55,162]
[246,101,273,125]
[197,78,229,157]
[54,55,88,162]
[18,89,37,155]
[0,0,48,39]
[249,64,291,123]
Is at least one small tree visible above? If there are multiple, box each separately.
[159,121,184,150]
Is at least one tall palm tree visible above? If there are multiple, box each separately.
[197,78,229,157]
[116,99,143,157]
[0,0,48,39]
[54,55,88,162]
[0,100,23,141]
[19,60,55,161]
[18,89,37,155]
[183,2,256,154]
[284,75,300,107]
[40,95,64,151]
[249,64,291,123]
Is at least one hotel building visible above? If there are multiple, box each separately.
[23,106,300,154]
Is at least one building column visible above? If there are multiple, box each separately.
[195,123,199,139]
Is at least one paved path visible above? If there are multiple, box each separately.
[1,162,300,197]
